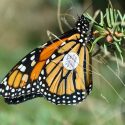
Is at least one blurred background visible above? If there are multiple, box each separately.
[0,0,125,125]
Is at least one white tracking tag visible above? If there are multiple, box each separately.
[63,52,79,70]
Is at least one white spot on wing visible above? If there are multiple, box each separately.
[77,92,80,95]
[83,43,85,46]
[32,88,35,91]
[78,97,81,100]
[41,88,44,92]
[61,42,66,46]
[82,31,85,34]
[82,91,86,95]
[39,76,41,81]
[31,61,36,67]
[79,39,83,43]
[2,89,4,93]
[85,37,88,41]
[62,100,65,103]
[81,34,83,37]
[48,98,51,100]
[44,92,47,95]
[42,84,45,87]
[11,89,15,92]
[18,64,23,69]
[22,58,26,62]
[3,81,7,86]
[62,96,65,99]
[30,55,35,61]
[40,81,42,85]
[31,51,35,54]
[5,93,8,96]
[36,85,39,89]
[18,88,21,92]
[67,101,71,103]
[27,84,31,89]
[20,66,26,72]
[22,90,25,93]
[51,54,56,59]
[52,99,55,102]
[46,59,50,64]
[77,27,80,30]
[6,86,9,90]
[41,70,44,75]
[3,77,7,82]
[33,82,36,86]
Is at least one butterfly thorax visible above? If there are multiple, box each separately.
[75,15,93,46]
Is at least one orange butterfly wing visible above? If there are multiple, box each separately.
[41,40,92,104]
[0,15,93,105]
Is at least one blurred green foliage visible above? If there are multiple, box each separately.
[0,0,125,125]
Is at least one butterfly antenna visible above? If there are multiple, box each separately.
[57,0,64,33]
[82,0,94,14]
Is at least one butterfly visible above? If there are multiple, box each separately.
[0,15,93,105]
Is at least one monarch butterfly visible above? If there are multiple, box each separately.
[0,15,93,105]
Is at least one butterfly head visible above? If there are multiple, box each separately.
[76,15,93,44]
[76,15,90,33]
